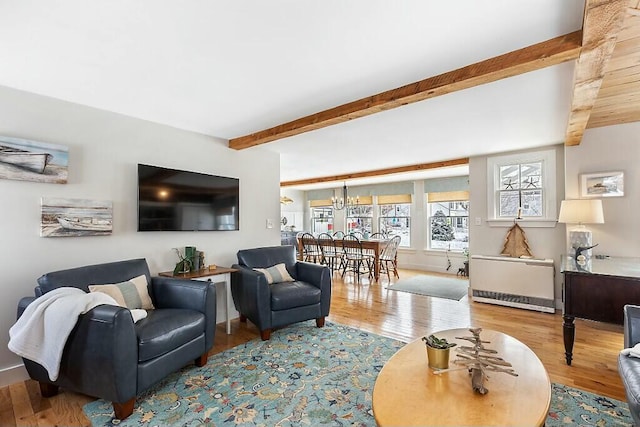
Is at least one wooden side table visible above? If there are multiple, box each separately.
[159,267,237,334]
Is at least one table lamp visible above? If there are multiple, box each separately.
[558,199,604,258]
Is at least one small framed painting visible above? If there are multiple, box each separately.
[41,198,113,237]
[580,171,624,198]
[0,135,68,184]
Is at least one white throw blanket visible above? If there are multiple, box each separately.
[8,287,147,381]
[621,343,640,358]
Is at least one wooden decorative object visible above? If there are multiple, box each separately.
[453,328,518,394]
[433,328,518,394]
[500,223,533,258]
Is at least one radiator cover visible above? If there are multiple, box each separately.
[470,255,555,313]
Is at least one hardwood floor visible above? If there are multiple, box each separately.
[0,269,626,426]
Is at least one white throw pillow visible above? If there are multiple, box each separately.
[253,263,295,285]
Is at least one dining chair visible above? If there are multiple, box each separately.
[333,231,345,239]
[341,234,373,282]
[317,233,342,273]
[379,235,401,280]
[301,232,324,264]
[363,232,386,258]
[350,231,364,240]
[299,232,323,263]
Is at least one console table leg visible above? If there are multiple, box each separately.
[563,315,575,366]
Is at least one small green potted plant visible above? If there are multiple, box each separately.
[172,248,193,275]
[422,334,456,370]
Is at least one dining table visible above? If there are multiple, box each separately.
[297,235,391,281]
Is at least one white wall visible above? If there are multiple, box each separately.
[564,122,640,257]
[0,85,281,386]
[280,188,305,231]
[468,144,566,306]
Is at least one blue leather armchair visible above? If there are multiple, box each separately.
[619,304,640,425]
[16,258,216,420]
[231,245,331,340]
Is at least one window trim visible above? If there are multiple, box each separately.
[486,148,557,228]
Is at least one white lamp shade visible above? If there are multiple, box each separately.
[558,199,604,224]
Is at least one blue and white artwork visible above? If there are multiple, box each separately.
[0,135,68,183]
[41,198,113,237]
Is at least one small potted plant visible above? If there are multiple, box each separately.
[422,334,457,370]
[172,248,193,275]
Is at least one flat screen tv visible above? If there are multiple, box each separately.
[137,164,239,231]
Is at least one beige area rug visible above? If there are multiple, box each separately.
[386,274,469,300]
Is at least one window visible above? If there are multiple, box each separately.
[379,203,411,247]
[498,162,542,218]
[428,201,469,251]
[311,207,333,234]
[487,148,557,226]
[346,204,373,236]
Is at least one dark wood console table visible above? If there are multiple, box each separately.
[561,256,640,365]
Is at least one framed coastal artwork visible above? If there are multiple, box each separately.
[580,171,624,198]
[0,135,68,184]
[41,198,113,237]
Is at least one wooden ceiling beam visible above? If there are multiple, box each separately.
[564,0,631,146]
[280,158,469,187]
[230,32,582,150]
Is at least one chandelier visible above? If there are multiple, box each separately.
[331,183,359,210]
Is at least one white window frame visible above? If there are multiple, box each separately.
[379,202,411,247]
[346,204,373,235]
[486,148,557,227]
[427,200,469,251]
[310,207,334,234]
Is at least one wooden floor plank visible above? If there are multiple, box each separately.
[8,382,36,427]
[0,268,627,425]
[0,387,17,427]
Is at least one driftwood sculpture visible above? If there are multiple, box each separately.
[433,328,517,394]
[500,223,533,258]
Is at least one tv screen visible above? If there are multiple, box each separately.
[137,164,239,231]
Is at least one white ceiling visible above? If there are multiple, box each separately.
[0,1,585,189]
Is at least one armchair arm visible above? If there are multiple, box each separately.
[624,305,640,348]
[23,304,139,404]
[151,276,216,351]
[231,265,272,330]
[296,262,331,316]
[17,296,36,319]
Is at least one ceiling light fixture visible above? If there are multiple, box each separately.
[331,183,359,211]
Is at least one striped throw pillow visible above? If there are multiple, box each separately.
[88,274,155,310]
[253,263,295,285]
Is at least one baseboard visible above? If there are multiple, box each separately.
[0,363,29,388]
[399,263,457,274]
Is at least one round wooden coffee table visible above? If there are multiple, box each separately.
[372,329,551,426]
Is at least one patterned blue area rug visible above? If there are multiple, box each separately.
[83,321,633,426]
[548,383,632,426]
